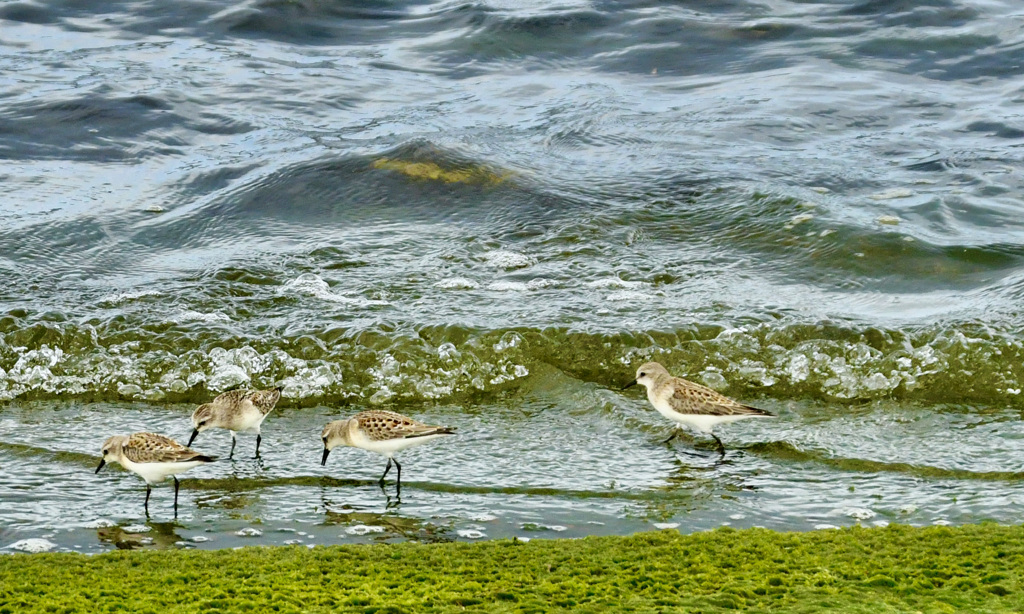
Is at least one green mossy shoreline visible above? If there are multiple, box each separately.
[2,524,1023,613]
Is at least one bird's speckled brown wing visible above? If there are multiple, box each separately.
[122,432,212,464]
[665,378,772,416]
[213,388,281,415]
[354,410,455,441]
[247,388,282,415]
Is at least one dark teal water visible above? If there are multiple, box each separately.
[2,0,1024,553]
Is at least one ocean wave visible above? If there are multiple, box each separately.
[1,320,1022,406]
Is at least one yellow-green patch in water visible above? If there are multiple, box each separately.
[1,524,1023,613]
[371,158,510,185]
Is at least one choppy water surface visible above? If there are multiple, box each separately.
[2,0,1024,553]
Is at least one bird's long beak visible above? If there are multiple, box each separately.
[623,379,637,390]
[95,458,106,474]
[187,429,199,448]
[321,448,330,466]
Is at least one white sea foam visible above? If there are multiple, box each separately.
[486,280,554,291]
[435,277,479,290]
[235,528,263,537]
[842,507,876,521]
[486,281,525,291]
[7,539,57,553]
[98,290,161,306]
[605,290,654,302]
[173,310,231,324]
[82,519,116,529]
[283,273,389,306]
[345,525,385,536]
[481,250,535,270]
[586,278,648,289]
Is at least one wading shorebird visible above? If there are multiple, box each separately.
[624,361,774,454]
[320,410,456,492]
[95,432,215,517]
[187,387,282,458]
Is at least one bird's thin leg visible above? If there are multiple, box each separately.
[379,458,393,486]
[711,433,726,456]
[254,433,262,458]
[229,432,237,459]
[661,429,679,444]
[173,476,180,517]
[144,485,151,517]
[394,459,402,493]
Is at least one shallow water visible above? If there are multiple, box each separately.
[2,0,1024,552]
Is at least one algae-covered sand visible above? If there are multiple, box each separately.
[2,524,1023,613]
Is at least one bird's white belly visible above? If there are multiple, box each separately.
[227,410,268,434]
[650,396,757,433]
[121,458,205,485]
[352,433,445,457]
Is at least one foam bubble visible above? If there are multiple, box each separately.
[493,332,524,352]
[235,527,263,537]
[82,519,115,529]
[7,539,57,553]
[606,290,654,302]
[98,290,161,306]
[435,277,478,290]
[486,281,528,292]
[437,343,460,362]
[345,525,385,536]
[843,508,876,521]
[481,250,535,270]
[482,278,558,292]
[282,273,389,306]
[457,530,486,539]
[173,311,231,324]
[122,524,151,533]
[586,278,648,289]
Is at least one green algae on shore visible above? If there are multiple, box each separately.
[2,524,1023,613]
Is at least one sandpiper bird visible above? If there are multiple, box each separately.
[624,361,773,454]
[187,387,282,458]
[321,410,456,491]
[95,432,215,516]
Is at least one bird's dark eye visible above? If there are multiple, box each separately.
[640,372,646,377]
